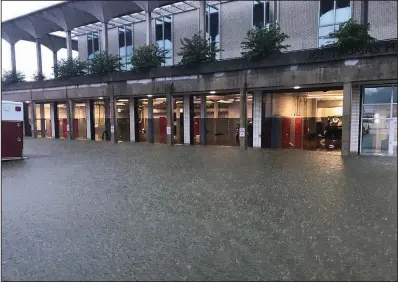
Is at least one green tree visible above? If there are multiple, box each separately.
[327,18,375,50]
[32,71,45,82]
[87,52,123,75]
[178,32,220,67]
[1,70,26,84]
[53,58,87,79]
[131,44,167,71]
[241,25,290,61]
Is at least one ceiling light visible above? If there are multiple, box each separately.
[25,100,30,104]
[98,97,104,100]
[294,86,301,89]
[209,91,216,94]
[118,99,129,102]
[147,94,153,97]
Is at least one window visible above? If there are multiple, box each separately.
[205,4,220,59]
[118,25,133,71]
[87,31,100,61]
[253,1,270,27]
[156,16,173,66]
[318,0,351,47]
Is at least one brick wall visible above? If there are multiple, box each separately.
[368,0,398,40]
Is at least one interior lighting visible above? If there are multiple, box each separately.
[147,94,153,97]
[374,113,380,118]
[118,99,129,102]
[294,86,301,89]
[209,91,216,94]
[98,97,104,100]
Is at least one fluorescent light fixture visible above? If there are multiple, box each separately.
[98,97,104,100]
[294,86,301,89]
[219,99,234,104]
[209,91,216,94]
[25,100,30,103]
[116,102,126,106]
[179,109,183,113]
[118,99,129,102]
[147,94,153,97]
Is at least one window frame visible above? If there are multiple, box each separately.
[252,0,270,28]
[205,3,221,60]
[155,15,173,66]
[87,31,100,61]
[317,0,352,47]
[118,25,133,71]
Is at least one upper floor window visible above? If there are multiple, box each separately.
[205,4,220,59]
[319,0,351,46]
[87,31,100,61]
[118,25,133,71]
[253,0,270,27]
[156,16,173,66]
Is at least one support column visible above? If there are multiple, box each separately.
[101,22,108,52]
[23,102,30,136]
[53,51,58,75]
[129,98,136,142]
[240,86,248,149]
[200,95,207,145]
[104,99,111,141]
[183,95,193,145]
[53,102,60,139]
[252,91,263,148]
[50,102,56,139]
[31,101,37,138]
[341,83,352,156]
[147,96,154,143]
[66,31,72,60]
[145,11,152,45]
[67,100,74,140]
[40,104,45,137]
[361,0,369,25]
[166,90,174,146]
[110,95,117,143]
[85,100,92,140]
[35,39,43,77]
[199,0,206,36]
[10,43,16,75]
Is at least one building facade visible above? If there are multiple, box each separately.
[2,1,398,156]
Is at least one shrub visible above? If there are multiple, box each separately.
[53,58,87,79]
[87,52,123,75]
[178,32,221,67]
[32,71,45,82]
[327,18,375,50]
[1,70,26,84]
[131,44,167,71]
[241,25,290,61]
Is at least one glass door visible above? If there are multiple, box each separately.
[389,118,397,156]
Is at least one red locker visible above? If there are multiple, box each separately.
[74,119,79,138]
[294,118,303,149]
[282,118,291,148]
[60,119,68,138]
[159,116,167,144]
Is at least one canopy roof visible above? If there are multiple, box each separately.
[1,0,228,50]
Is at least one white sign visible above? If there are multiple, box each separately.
[111,126,115,133]
[166,126,171,135]
[239,127,245,137]
[66,124,70,132]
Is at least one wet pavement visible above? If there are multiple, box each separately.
[2,138,397,281]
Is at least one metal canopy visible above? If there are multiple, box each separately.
[2,1,230,40]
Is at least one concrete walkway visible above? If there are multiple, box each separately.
[2,138,397,281]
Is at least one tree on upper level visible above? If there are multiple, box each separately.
[53,58,87,79]
[131,44,167,71]
[327,18,375,50]
[178,32,221,68]
[87,52,123,75]
[241,25,290,61]
[32,72,45,82]
[1,70,26,85]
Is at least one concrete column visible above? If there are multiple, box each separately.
[110,95,117,143]
[199,0,206,36]
[53,102,60,139]
[253,91,263,148]
[85,100,92,140]
[341,83,352,156]
[31,101,37,138]
[23,102,30,136]
[147,96,154,143]
[101,22,108,52]
[50,102,56,138]
[129,98,136,142]
[200,95,207,145]
[183,95,192,145]
[166,92,174,145]
[361,0,369,25]
[10,43,16,75]
[145,11,152,45]
[53,51,58,74]
[66,31,72,60]
[213,101,219,143]
[240,86,248,149]
[40,104,45,138]
[35,39,43,77]
[104,99,111,141]
[67,100,74,140]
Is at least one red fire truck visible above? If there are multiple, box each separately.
[2,100,24,161]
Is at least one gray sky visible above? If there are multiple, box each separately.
[1,1,78,80]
